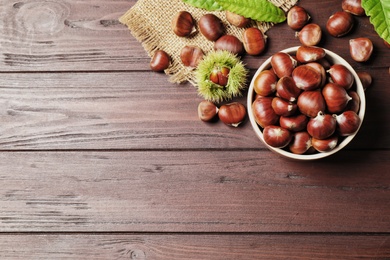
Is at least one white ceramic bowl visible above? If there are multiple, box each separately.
[247,46,366,160]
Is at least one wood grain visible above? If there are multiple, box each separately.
[0,233,389,259]
[0,0,388,72]
[0,151,389,232]
[0,0,389,258]
[0,0,146,72]
[0,70,388,150]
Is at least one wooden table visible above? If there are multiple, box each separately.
[0,0,389,258]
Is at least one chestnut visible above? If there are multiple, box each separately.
[289,131,312,154]
[263,125,292,148]
[349,37,373,62]
[198,100,218,122]
[150,50,170,72]
[276,76,301,102]
[326,11,354,37]
[280,114,309,132]
[243,27,266,56]
[342,0,365,16]
[334,111,361,136]
[287,6,310,30]
[322,83,352,114]
[297,90,326,118]
[180,45,204,68]
[357,71,372,90]
[214,35,244,55]
[345,90,360,113]
[210,66,230,86]
[296,23,322,46]
[271,52,297,78]
[307,111,336,140]
[226,11,250,28]
[312,135,338,152]
[327,64,354,90]
[292,65,322,91]
[253,70,277,96]
[272,97,298,117]
[252,96,279,128]
[218,102,246,127]
[172,11,196,37]
[296,46,326,63]
[199,14,225,41]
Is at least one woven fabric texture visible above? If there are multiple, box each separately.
[119,0,298,85]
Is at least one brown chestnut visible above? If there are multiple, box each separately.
[280,114,309,132]
[198,100,218,122]
[357,71,372,90]
[296,46,326,63]
[172,11,196,37]
[218,102,246,127]
[297,90,326,118]
[199,14,224,41]
[292,65,322,91]
[263,125,292,148]
[226,11,250,28]
[342,0,365,16]
[275,76,301,102]
[349,37,373,62]
[214,35,244,55]
[150,50,170,72]
[180,45,204,67]
[243,27,266,55]
[253,70,278,97]
[252,96,279,128]
[272,97,298,117]
[271,52,297,78]
[287,6,310,30]
[296,23,322,46]
[289,131,312,154]
[326,11,354,37]
[210,66,230,86]
[327,64,354,90]
[322,83,352,114]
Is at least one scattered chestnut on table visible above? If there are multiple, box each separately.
[150,50,170,72]
[218,102,246,127]
[296,23,322,46]
[287,6,310,30]
[349,37,373,62]
[172,11,196,37]
[198,100,218,122]
[226,11,250,28]
[342,0,365,16]
[326,11,354,37]
[243,27,267,56]
[214,35,244,55]
[199,14,225,41]
[180,45,204,68]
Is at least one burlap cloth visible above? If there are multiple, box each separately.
[119,0,298,86]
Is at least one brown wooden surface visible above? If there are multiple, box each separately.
[0,0,389,259]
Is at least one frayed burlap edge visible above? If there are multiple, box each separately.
[119,0,298,86]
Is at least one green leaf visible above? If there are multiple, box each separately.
[216,0,286,23]
[361,0,390,44]
[182,0,224,11]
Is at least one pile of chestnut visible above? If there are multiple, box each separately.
[151,10,267,73]
[252,45,362,154]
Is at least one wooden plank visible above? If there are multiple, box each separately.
[0,0,147,72]
[0,0,388,72]
[0,233,389,259]
[0,71,388,150]
[0,150,389,232]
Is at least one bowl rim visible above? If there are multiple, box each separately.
[247,46,366,160]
